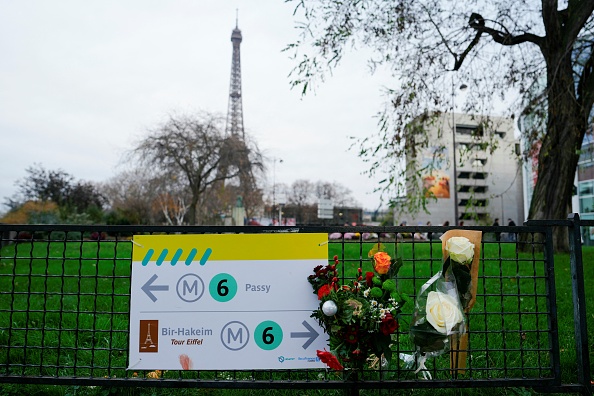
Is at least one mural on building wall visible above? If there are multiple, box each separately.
[422,146,450,199]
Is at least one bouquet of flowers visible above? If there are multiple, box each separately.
[308,246,409,370]
[407,230,481,379]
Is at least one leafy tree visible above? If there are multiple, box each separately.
[279,179,359,224]
[18,164,73,206]
[0,201,59,224]
[68,181,105,218]
[287,179,315,223]
[154,191,189,226]
[314,181,359,207]
[100,168,160,225]
[128,112,264,225]
[8,164,105,221]
[286,0,594,250]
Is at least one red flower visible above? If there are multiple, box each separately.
[365,271,374,287]
[344,325,359,344]
[351,349,365,360]
[380,313,399,335]
[317,284,332,300]
[317,350,343,370]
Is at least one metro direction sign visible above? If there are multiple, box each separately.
[128,233,329,370]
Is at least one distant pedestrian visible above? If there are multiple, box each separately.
[414,222,428,241]
[507,218,517,241]
[493,218,501,241]
[397,221,410,240]
[424,221,432,240]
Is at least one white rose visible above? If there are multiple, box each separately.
[425,291,464,334]
[446,236,475,264]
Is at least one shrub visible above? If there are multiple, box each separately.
[89,231,107,241]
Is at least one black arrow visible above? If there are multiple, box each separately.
[290,320,319,349]
[141,274,169,302]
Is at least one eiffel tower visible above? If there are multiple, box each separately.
[216,14,260,222]
[141,322,156,350]
[226,14,245,139]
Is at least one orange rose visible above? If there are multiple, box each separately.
[373,252,391,275]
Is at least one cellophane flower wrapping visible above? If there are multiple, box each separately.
[441,231,482,372]
[308,246,410,370]
[407,233,480,378]
[409,259,467,359]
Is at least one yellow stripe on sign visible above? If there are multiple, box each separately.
[132,233,328,262]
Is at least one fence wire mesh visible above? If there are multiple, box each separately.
[0,224,581,392]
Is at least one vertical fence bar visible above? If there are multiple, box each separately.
[543,227,562,385]
[567,213,592,391]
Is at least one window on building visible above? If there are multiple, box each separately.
[459,186,488,193]
[460,212,488,221]
[579,143,594,164]
[472,172,488,179]
[580,196,594,213]
[579,180,594,213]
[456,126,476,135]
[578,162,594,181]
[458,142,489,152]
[579,181,594,196]
[459,199,488,206]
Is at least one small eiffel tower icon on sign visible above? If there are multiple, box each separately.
[139,320,158,352]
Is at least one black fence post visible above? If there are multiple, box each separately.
[567,213,592,394]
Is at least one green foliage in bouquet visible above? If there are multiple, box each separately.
[308,246,410,370]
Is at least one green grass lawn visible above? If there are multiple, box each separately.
[0,235,592,396]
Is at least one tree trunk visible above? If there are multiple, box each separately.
[188,195,200,225]
[526,49,586,252]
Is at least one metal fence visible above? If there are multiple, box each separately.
[0,215,591,394]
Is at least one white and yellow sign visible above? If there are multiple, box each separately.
[128,233,328,370]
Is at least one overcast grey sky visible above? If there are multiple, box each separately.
[0,0,395,212]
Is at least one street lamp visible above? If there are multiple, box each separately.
[272,157,283,224]
[452,79,467,225]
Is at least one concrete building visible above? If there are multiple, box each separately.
[575,127,594,244]
[396,113,524,226]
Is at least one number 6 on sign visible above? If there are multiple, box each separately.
[255,321,283,350]
[209,273,238,302]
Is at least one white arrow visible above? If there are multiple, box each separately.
[141,274,169,302]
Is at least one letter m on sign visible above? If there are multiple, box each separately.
[183,279,198,296]
[175,274,203,302]
[227,328,243,344]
